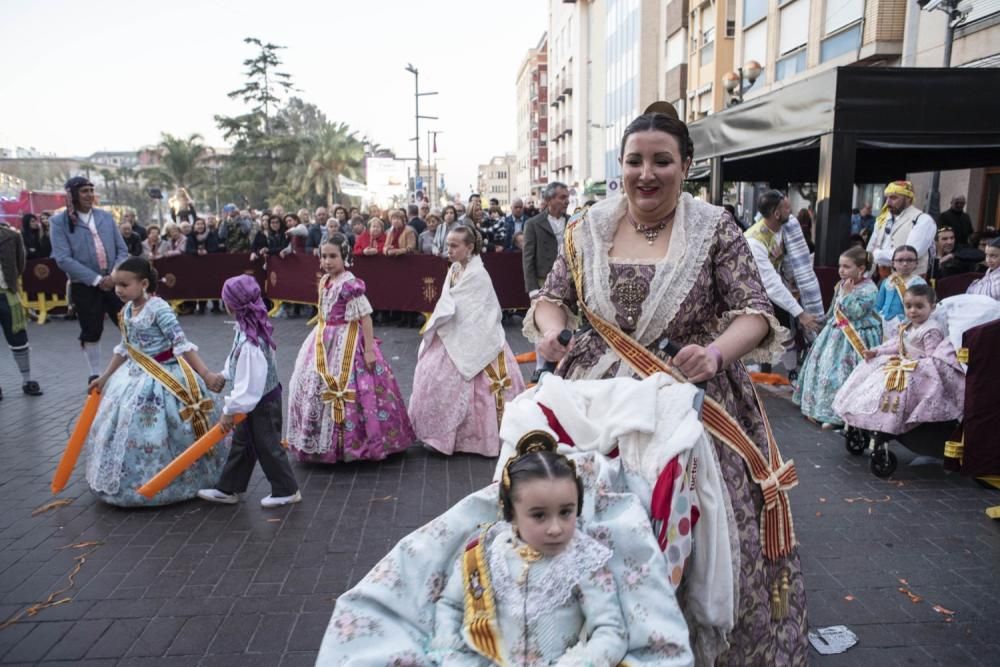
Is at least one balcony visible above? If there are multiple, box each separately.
[563,116,573,136]
[562,73,573,95]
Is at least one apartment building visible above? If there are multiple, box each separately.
[515,33,550,201]
[477,154,518,211]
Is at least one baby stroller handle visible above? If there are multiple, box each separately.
[658,338,708,416]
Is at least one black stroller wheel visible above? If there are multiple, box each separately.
[870,449,898,478]
[845,428,867,455]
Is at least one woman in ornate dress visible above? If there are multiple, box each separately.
[286,234,414,463]
[408,225,526,456]
[527,110,809,664]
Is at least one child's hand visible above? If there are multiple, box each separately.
[88,375,107,394]
[364,349,377,370]
[219,412,236,433]
[863,349,877,361]
[205,372,226,393]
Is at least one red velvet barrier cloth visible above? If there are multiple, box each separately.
[152,254,266,301]
[960,319,1000,477]
[20,253,531,311]
[267,252,531,311]
[935,272,984,300]
[22,259,70,298]
[814,266,839,310]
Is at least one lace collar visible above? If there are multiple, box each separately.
[486,522,612,623]
[576,193,722,345]
[123,296,165,328]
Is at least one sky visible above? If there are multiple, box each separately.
[1,0,548,196]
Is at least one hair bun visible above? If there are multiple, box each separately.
[515,430,558,456]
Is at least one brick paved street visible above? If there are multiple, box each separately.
[0,313,998,666]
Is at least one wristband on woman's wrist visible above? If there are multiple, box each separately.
[706,344,725,374]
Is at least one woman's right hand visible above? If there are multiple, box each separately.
[538,329,571,363]
[862,349,877,361]
[88,375,107,394]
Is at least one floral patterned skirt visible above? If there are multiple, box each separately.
[408,336,526,457]
[85,360,228,507]
[286,324,415,463]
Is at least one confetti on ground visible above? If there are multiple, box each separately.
[31,499,74,516]
[932,605,956,621]
[844,495,891,504]
[266,518,281,523]
[844,595,855,601]
[819,497,827,503]
[0,541,102,630]
[815,512,822,517]
[370,495,394,502]
[898,587,923,603]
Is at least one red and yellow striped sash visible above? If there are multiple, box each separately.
[481,352,512,430]
[314,276,360,455]
[834,302,867,359]
[461,528,504,664]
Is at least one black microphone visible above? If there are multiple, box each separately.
[540,329,573,374]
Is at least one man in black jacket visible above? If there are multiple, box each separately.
[938,195,974,247]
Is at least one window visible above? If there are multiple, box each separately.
[779,0,810,55]
[744,0,768,26]
[824,0,863,35]
[775,49,807,80]
[700,40,715,66]
[743,20,768,68]
[820,22,861,61]
[666,32,686,70]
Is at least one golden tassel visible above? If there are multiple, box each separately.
[892,396,900,414]
[771,568,791,621]
[880,394,891,413]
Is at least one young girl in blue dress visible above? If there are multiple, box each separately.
[793,247,882,429]
[86,257,227,506]
[875,245,926,341]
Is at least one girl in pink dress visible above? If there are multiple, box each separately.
[409,225,526,456]
[286,234,415,463]
[834,283,964,434]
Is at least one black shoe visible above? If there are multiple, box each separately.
[22,381,43,396]
[87,375,98,387]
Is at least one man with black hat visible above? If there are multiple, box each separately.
[50,176,129,384]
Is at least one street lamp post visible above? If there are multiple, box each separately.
[722,61,762,107]
[405,64,438,198]
[428,130,442,204]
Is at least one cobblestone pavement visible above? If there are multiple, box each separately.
[0,312,997,666]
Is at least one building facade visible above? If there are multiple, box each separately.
[477,154,518,211]
[515,33,550,202]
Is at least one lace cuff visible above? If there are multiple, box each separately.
[523,296,581,343]
[345,295,374,321]
[113,342,128,357]
[172,339,199,355]
[718,307,788,365]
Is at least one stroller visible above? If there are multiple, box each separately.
[842,294,1000,478]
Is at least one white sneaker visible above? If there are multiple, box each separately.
[260,490,302,508]
[198,488,239,504]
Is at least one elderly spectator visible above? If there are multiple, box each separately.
[185,218,220,256]
[119,221,143,257]
[121,211,146,241]
[162,222,187,257]
[219,204,251,253]
[179,220,193,237]
[141,225,169,259]
[939,195,974,247]
[419,210,441,254]
[21,214,52,259]
[384,209,417,256]
[503,198,528,250]
[307,207,329,252]
[522,182,569,293]
[354,217,387,256]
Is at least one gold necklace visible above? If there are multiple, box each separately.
[627,207,676,245]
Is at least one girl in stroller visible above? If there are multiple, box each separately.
[833,284,965,474]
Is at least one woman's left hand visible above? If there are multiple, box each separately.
[364,349,377,370]
[671,344,719,383]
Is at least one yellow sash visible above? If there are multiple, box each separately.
[314,275,360,455]
[481,352,512,430]
[461,526,504,664]
[890,274,908,302]
[118,312,213,438]
[882,322,918,392]
[565,218,798,560]
[834,296,867,359]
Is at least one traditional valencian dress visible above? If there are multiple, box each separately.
[874,272,926,341]
[409,254,526,456]
[793,278,882,426]
[523,194,809,664]
[967,266,1000,301]
[316,374,717,665]
[833,318,965,434]
[286,272,414,463]
[430,522,628,666]
[85,297,226,506]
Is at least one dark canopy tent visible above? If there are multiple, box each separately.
[687,66,1000,265]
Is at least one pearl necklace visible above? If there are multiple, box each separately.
[627,207,677,245]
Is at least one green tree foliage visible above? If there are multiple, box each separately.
[142,133,212,190]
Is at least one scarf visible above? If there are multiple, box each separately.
[221,275,276,350]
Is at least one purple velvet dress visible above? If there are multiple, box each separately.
[286,272,415,463]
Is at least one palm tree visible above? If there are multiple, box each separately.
[293,122,364,209]
[142,133,212,190]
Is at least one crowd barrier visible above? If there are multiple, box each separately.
[20,253,531,322]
